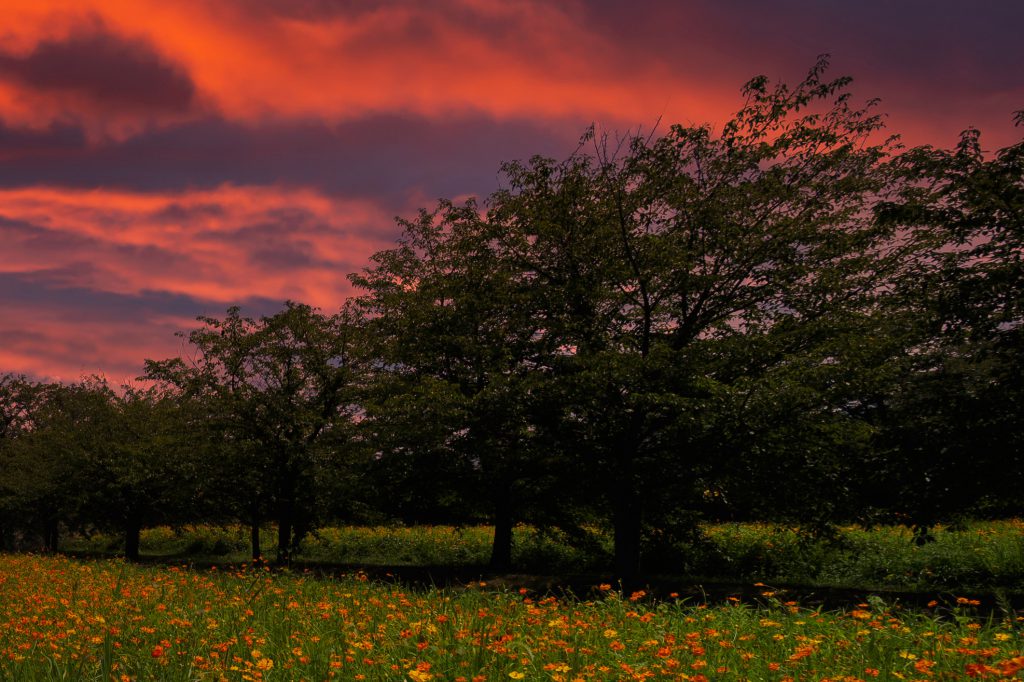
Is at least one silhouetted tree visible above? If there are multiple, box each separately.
[145,302,365,563]
[352,200,551,569]
[485,57,903,581]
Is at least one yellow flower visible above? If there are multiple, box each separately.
[509,673,526,680]
[255,658,274,671]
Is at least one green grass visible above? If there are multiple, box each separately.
[701,520,1024,590]
[1,554,1022,681]
[59,520,1024,592]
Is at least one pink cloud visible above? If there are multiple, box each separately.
[0,184,399,380]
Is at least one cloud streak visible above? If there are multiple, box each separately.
[0,185,397,380]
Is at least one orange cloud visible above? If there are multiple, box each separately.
[0,0,735,139]
[0,307,189,384]
[0,184,401,381]
[2,0,1021,150]
[0,185,396,307]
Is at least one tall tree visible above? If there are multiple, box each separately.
[352,200,549,569]
[145,302,364,563]
[85,384,202,560]
[0,375,56,550]
[869,112,1024,531]
[487,57,902,581]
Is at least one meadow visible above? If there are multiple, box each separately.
[1,553,1022,681]
[61,520,1024,592]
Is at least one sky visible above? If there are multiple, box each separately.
[1,0,1022,383]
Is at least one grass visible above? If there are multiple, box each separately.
[60,524,609,574]
[60,520,1024,592]
[0,554,1021,681]
[700,520,1024,590]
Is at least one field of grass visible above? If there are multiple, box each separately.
[61,520,1024,592]
[1,554,1022,681]
[700,521,1024,591]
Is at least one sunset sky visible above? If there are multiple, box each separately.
[1,0,1022,383]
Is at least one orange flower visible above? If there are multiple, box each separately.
[914,659,934,674]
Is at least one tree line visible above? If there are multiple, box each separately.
[2,61,1021,581]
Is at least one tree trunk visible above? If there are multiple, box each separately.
[612,435,643,589]
[124,520,141,561]
[613,486,642,589]
[276,496,294,565]
[250,503,262,562]
[489,486,514,571]
[43,519,60,553]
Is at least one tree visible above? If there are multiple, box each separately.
[869,112,1024,532]
[85,384,204,560]
[484,57,902,582]
[145,302,364,563]
[0,374,56,550]
[352,200,550,569]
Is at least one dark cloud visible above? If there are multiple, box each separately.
[249,244,314,270]
[0,214,93,251]
[0,114,577,205]
[0,270,282,324]
[0,270,287,381]
[149,202,227,224]
[1,270,199,323]
[0,119,86,157]
[583,0,1024,104]
[0,25,196,112]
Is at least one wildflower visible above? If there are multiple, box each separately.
[508,672,526,679]
[965,663,998,677]
[151,645,165,658]
[997,656,1024,676]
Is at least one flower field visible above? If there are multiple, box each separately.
[1,555,1022,681]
